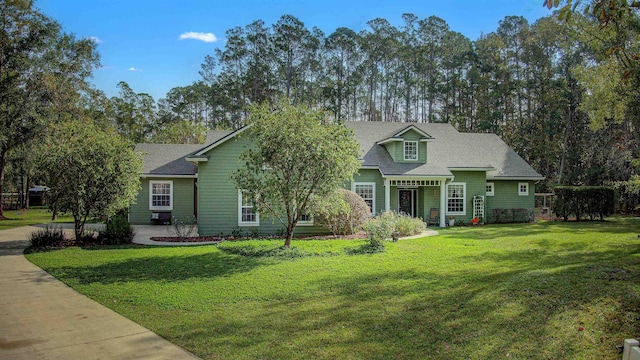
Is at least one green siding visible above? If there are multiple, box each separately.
[421,186,440,220]
[447,171,486,223]
[485,181,535,222]
[130,178,195,224]
[349,169,385,215]
[197,136,329,236]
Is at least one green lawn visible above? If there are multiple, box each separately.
[26,219,640,359]
[0,208,73,230]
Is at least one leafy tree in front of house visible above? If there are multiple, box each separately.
[35,121,143,242]
[0,0,99,219]
[232,99,361,247]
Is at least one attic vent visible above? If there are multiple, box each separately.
[390,179,441,187]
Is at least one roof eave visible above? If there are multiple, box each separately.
[448,167,496,171]
[487,175,545,181]
[140,173,198,179]
[186,155,209,163]
[377,138,402,145]
[193,125,251,156]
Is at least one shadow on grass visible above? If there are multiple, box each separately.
[43,251,265,284]
[161,245,640,359]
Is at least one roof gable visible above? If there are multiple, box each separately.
[188,126,250,161]
[377,125,434,145]
[343,121,543,180]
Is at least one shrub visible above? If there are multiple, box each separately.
[361,211,425,249]
[167,215,197,239]
[97,215,135,245]
[231,227,243,238]
[315,189,371,236]
[553,186,615,221]
[30,225,66,248]
[394,213,426,236]
[362,212,395,249]
[490,209,534,223]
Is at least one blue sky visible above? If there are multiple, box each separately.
[37,0,552,101]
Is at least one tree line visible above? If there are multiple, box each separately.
[2,0,639,216]
[116,9,638,196]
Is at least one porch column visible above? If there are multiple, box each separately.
[439,179,446,227]
[384,179,390,212]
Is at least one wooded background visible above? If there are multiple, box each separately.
[2,1,639,212]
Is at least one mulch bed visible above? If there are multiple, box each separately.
[149,232,368,243]
[150,236,222,243]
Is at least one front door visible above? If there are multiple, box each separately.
[398,189,416,217]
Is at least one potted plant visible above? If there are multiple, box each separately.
[448,216,455,227]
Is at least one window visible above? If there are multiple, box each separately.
[238,190,259,226]
[404,141,418,161]
[353,182,375,214]
[486,182,494,196]
[298,213,314,226]
[518,182,529,196]
[447,183,466,215]
[149,180,173,211]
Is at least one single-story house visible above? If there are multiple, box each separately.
[131,121,543,234]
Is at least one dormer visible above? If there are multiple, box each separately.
[377,125,434,164]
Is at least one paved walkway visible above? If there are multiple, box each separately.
[0,225,200,360]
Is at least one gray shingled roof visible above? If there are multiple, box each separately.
[205,130,233,144]
[344,121,543,179]
[138,122,542,179]
[135,144,204,175]
[135,130,233,176]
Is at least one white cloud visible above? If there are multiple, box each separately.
[128,67,142,72]
[86,36,102,44]
[179,32,218,43]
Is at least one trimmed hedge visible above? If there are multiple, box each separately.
[490,208,535,223]
[553,186,615,221]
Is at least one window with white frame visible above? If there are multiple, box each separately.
[298,213,314,226]
[353,182,375,214]
[447,182,466,215]
[149,180,173,211]
[486,182,495,196]
[518,182,529,196]
[404,141,418,161]
[238,190,259,226]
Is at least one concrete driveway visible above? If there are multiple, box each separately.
[0,225,200,360]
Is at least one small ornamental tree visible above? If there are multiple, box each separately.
[36,121,143,242]
[232,100,361,247]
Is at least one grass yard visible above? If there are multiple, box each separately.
[0,208,73,231]
[26,219,640,359]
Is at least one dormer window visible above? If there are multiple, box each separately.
[404,141,418,161]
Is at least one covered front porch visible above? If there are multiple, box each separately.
[382,178,448,227]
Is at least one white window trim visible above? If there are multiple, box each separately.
[518,182,529,196]
[446,182,466,216]
[403,141,418,161]
[352,182,376,215]
[149,180,173,211]
[486,182,495,197]
[238,190,259,226]
[297,213,314,226]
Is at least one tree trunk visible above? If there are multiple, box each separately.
[283,220,298,248]
[74,217,84,243]
[0,149,7,219]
